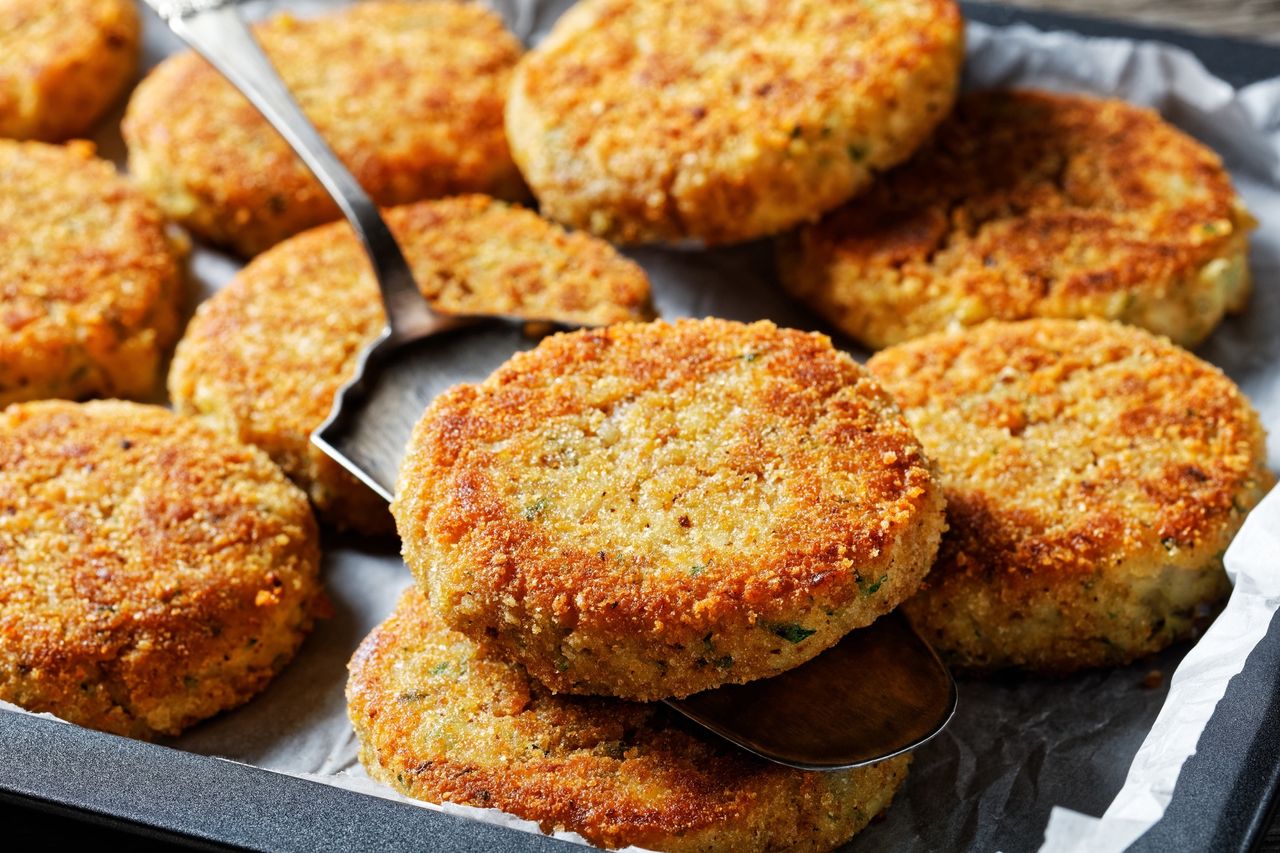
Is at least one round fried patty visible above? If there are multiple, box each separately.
[394,319,945,700]
[0,140,185,407]
[348,587,910,852]
[0,0,139,141]
[0,401,323,739]
[124,0,525,256]
[780,90,1255,350]
[506,0,963,245]
[867,319,1273,672]
[169,196,653,535]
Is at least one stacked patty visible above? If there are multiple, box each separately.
[360,318,944,848]
[867,319,1272,672]
[507,0,964,245]
[169,195,654,535]
[124,0,526,255]
[0,401,323,740]
[349,588,911,853]
[0,140,185,407]
[0,0,139,141]
[392,319,946,701]
[780,90,1255,349]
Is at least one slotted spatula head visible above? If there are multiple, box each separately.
[313,321,552,502]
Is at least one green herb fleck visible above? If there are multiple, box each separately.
[771,623,817,644]
[554,655,570,673]
[741,351,760,362]
[429,662,449,676]
[714,655,734,668]
[689,564,706,577]
[523,498,549,520]
[857,573,888,596]
[398,690,429,703]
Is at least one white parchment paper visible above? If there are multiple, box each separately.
[58,4,1280,851]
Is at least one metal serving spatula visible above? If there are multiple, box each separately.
[146,0,956,770]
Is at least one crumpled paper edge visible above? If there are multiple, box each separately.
[1039,486,1280,853]
[979,22,1280,853]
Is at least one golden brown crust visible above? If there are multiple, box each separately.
[0,401,323,739]
[0,140,185,407]
[394,318,945,699]
[348,587,910,852]
[123,1,525,256]
[781,90,1256,349]
[507,0,963,245]
[0,0,139,141]
[867,319,1273,672]
[168,196,654,535]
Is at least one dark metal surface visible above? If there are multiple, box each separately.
[1,4,1277,852]
[668,612,957,771]
[0,710,573,852]
[1129,611,1280,853]
[313,322,540,500]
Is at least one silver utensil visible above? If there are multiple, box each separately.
[144,0,956,771]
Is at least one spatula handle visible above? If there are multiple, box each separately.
[141,0,444,343]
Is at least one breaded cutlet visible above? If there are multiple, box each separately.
[394,318,945,700]
[0,400,323,739]
[124,0,526,256]
[780,90,1254,349]
[0,140,184,407]
[0,0,139,141]
[349,587,911,852]
[506,0,963,245]
[169,195,653,535]
[868,318,1272,673]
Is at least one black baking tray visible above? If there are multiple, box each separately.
[2,3,1279,851]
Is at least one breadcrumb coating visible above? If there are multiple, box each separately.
[124,0,525,255]
[867,319,1273,672]
[169,196,653,535]
[507,0,963,244]
[394,318,945,699]
[0,0,139,141]
[0,140,185,407]
[349,587,910,852]
[781,90,1255,349]
[0,401,323,739]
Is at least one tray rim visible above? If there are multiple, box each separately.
[2,2,1279,851]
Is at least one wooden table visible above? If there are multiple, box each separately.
[1003,0,1280,44]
